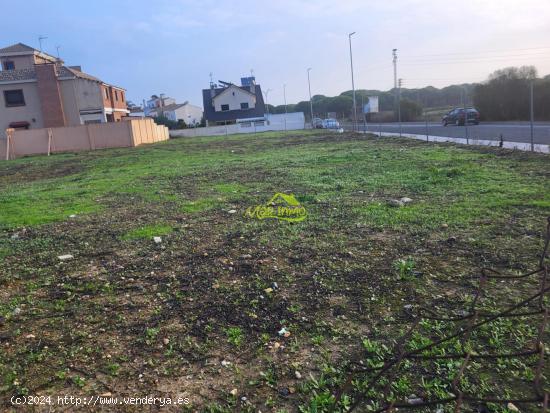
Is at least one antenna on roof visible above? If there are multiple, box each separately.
[55,45,61,59]
[38,36,48,52]
[209,72,214,87]
[250,68,254,77]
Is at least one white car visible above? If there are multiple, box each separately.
[322,119,340,129]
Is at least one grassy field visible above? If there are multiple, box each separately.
[0,131,549,412]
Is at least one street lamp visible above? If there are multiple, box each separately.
[307,68,314,127]
[263,88,272,121]
[283,83,288,132]
[349,32,357,132]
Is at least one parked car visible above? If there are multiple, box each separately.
[312,118,324,129]
[322,118,340,129]
[442,108,480,126]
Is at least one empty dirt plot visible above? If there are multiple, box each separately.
[0,131,549,412]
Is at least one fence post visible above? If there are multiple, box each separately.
[47,128,53,156]
[5,128,13,160]
[86,124,95,150]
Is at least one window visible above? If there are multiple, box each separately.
[104,88,109,99]
[120,91,124,102]
[4,90,25,107]
[3,60,15,70]
[221,104,229,111]
[240,121,252,128]
[115,90,118,101]
[240,102,249,109]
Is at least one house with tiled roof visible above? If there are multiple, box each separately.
[147,102,203,126]
[0,42,129,131]
[202,77,265,126]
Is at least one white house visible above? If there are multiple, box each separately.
[148,102,203,126]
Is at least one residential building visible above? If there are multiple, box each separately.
[202,77,265,126]
[147,101,203,126]
[144,94,175,117]
[0,42,129,131]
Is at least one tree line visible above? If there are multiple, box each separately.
[268,66,549,121]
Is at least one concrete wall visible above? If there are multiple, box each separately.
[170,112,305,138]
[0,81,44,131]
[212,86,256,112]
[58,78,104,126]
[1,118,169,160]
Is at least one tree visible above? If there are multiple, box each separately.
[399,99,422,121]
[473,65,544,121]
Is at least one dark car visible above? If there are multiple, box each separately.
[442,108,480,126]
[312,118,324,129]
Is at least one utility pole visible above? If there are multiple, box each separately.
[349,32,357,132]
[307,68,314,127]
[463,87,469,144]
[530,81,535,152]
[362,95,367,133]
[283,83,288,133]
[263,89,272,120]
[398,78,402,137]
[392,49,398,126]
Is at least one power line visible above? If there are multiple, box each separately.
[399,45,550,59]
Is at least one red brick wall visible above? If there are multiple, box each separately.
[35,64,66,127]
[111,88,126,110]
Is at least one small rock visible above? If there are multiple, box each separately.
[441,223,449,229]
[58,254,74,261]
[13,307,21,315]
[153,236,162,244]
[69,214,77,218]
[387,199,404,208]
[221,360,231,367]
[408,397,423,405]
[507,403,519,412]
[10,233,19,240]
[241,396,247,402]
[278,387,290,397]
[230,388,238,396]
[228,209,237,214]
[294,371,302,379]
[403,304,413,311]
[400,197,413,203]
[25,334,36,339]
[162,338,170,345]
[272,282,279,289]
[278,327,290,337]
[240,254,252,259]
[100,392,112,397]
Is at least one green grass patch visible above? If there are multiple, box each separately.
[121,223,173,240]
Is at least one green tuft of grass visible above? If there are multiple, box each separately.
[180,198,217,213]
[121,224,173,240]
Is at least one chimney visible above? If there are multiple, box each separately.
[35,63,66,127]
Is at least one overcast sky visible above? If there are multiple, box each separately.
[3,0,550,107]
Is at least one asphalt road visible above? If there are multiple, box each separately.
[345,122,550,145]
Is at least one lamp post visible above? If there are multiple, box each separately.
[263,88,272,121]
[307,68,313,127]
[283,83,288,132]
[348,32,357,131]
